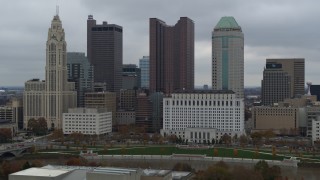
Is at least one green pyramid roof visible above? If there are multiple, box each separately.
[215,16,241,29]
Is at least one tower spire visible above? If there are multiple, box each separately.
[56,0,59,16]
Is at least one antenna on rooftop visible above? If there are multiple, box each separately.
[56,0,59,15]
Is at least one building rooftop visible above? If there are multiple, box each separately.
[214,16,241,30]
[10,167,71,177]
[172,89,235,94]
[142,169,171,177]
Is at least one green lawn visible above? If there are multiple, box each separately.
[96,146,285,161]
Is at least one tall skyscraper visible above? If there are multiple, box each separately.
[212,16,244,98]
[44,15,77,129]
[262,58,305,106]
[149,17,194,94]
[139,56,149,89]
[24,14,77,129]
[87,15,123,93]
[67,52,93,107]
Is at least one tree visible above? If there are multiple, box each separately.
[251,132,263,146]
[22,161,31,170]
[69,132,84,144]
[211,138,216,145]
[233,149,238,157]
[48,129,64,141]
[254,160,269,178]
[239,134,248,147]
[0,128,12,143]
[262,130,275,143]
[196,161,232,180]
[152,133,161,144]
[1,161,22,178]
[232,165,263,180]
[272,146,277,159]
[168,134,177,143]
[65,157,87,166]
[254,160,282,180]
[27,117,48,136]
[221,133,231,145]
[172,162,192,171]
[232,134,238,144]
[213,148,219,157]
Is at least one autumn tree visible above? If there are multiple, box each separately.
[221,133,231,145]
[48,129,64,141]
[1,161,22,178]
[254,160,282,180]
[251,132,263,146]
[239,134,248,147]
[27,117,48,136]
[65,157,87,166]
[172,162,192,171]
[213,148,219,157]
[232,165,263,180]
[233,148,238,157]
[0,128,12,143]
[152,133,162,144]
[195,161,232,180]
[262,129,275,143]
[69,132,84,144]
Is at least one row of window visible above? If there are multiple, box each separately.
[166,100,241,107]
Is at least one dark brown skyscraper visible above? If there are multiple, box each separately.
[87,15,123,93]
[149,17,194,94]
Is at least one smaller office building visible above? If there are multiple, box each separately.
[63,108,112,135]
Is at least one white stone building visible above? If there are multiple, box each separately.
[63,108,112,135]
[161,90,244,142]
[312,118,320,144]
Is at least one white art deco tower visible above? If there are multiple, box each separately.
[212,17,244,98]
[24,13,77,130]
[44,14,77,129]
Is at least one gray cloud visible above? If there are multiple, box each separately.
[0,0,319,87]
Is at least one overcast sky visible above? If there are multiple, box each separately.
[1,0,319,87]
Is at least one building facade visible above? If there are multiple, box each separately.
[161,90,244,140]
[63,108,112,135]
[67,52,93,107]
[24,15,77,129]
[135,92,153,132]
[87,15,123,93]
[267,59,305,97]
[150,17,194,94]
[139,56,150,89]
[84,92,116,125]
[119,89,136,110]
[212,17,244,98]
[116,110,136,125]
[252,107,300,134]
[312,118,320,144]
[310,85,320,101]
[261,63,291,106]
[122,64,141,89]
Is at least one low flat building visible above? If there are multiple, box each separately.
[9,165,141,180]
[252,107,300,134]
[63,108,112,135]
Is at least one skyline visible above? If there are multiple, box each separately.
[1,0,319,87]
